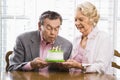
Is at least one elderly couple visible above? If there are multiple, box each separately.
[7,2,113,74]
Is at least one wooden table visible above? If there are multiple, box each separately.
[1,71,117,80]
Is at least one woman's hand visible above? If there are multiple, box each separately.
[62,59,83,69]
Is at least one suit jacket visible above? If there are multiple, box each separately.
[8,30,73,72]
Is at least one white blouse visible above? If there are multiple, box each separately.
[71,27,114,74]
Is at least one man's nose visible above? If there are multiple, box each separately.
[50,29,56,35]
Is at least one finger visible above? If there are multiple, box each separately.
[38,61,48,68]
[66,59,75,63]
[38,60,48,65]
[62,62,69,65]
[38,63,48,68]
[66,59,72,62]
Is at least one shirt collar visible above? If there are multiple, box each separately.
[87,27,99,39]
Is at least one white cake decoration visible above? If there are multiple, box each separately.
[46,46,64,62]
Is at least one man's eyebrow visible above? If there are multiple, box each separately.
[46,24,51,27]
[47,24,60,28]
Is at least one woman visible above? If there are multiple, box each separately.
[63,1,113,74]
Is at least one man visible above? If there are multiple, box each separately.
[8,11,73,72]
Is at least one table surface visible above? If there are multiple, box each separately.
[0,71,117,80]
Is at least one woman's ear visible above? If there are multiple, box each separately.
[38,22,41,30]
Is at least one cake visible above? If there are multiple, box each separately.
[45,46,64,62]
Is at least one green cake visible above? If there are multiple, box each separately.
[46,47,64,62]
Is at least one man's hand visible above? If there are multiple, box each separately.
[30,57,48,69]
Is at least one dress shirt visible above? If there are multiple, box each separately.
[39,35,53,72]
[22,31,53,71]
[71,27,114,74]
[70,45,88,73]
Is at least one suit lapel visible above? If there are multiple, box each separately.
[29,31,40,59]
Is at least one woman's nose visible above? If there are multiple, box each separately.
[75,20,80,25]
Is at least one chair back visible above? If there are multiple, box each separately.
[112,50,120,69]
[5,51,13,71]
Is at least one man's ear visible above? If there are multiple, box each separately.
[38,22,41,30]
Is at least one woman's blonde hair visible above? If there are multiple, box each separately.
[77,1,100,27]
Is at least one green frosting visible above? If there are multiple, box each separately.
[46,59,65,62]
[48,50,63,53]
